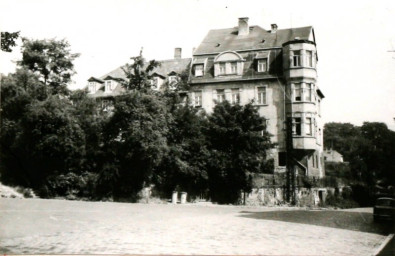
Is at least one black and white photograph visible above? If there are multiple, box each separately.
[0,0,394,255]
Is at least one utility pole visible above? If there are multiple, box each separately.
[276,76,296,205]
[285,116,296,205]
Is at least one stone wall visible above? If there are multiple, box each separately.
[245,173,328,206]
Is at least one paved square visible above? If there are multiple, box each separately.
[0,198,388,255]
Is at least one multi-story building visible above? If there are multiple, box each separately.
[86,17,325,178]
[189,17,325,177]
[86,48,191,111]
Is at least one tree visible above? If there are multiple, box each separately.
[0,94,85,190]
[205,101,274,203]
[69,89,107,174]
[153,103,209,199]
[121,49,160,91]
[1,31,19,52]
[18,38,80,96]
[101,92,170,199]
[360,122,395,186]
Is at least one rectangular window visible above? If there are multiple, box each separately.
[216,89,225,103]
[305,83,314,102]
[231,88,240,104]
[292,50,301,67]
[257,58,268,72]
[294,83,301,101]
[195,64,204,77]
[292,117,302,135]
[257,87,267,105]
[279,152,287,166]
[306,50,313,67]
[230,62,237,74]
[194,91,202,107]
[219,63,226,75]
[305,117,312,135]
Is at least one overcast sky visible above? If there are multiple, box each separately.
[1,0,394,130]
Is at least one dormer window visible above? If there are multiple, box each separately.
[194,64,204,77]
[168,75,177,84]
[257,59,268,72]
[151,77,159,90]
[88,82,96,93]
[255,51,269,73]
[214,51,244,77]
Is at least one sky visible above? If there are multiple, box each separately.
[1,0,395,130]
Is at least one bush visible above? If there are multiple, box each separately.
[16,187,35,198]
[39,172,98,199]
[325,190,359,209]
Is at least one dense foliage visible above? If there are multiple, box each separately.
[18,38,80,96]
[324,122,395,205]
[1,31,20,52]
[0,39,274,204]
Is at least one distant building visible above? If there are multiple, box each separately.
[86,48,191,111]
[323,149,343,163]
[86,17,325,178]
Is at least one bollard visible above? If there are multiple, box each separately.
[172,191,178,204]
[180,192,187,204]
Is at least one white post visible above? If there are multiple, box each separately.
[172,191,178,204]
[180,192,187,204]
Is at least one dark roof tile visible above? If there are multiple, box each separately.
[100,58,191,80]
[194,26,314,55]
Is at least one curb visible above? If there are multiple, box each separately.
[372,233,394,256]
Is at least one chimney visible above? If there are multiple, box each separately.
[174,48,182,59]
[192,47,196,55]
[238,17,249,36]
[271,24,278,33]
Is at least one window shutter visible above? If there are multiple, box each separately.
[267,51,272,72]
[313,52,316,67]
[212,89,217,103]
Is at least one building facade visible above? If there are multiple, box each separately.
[86,17,325,178]
[188,18,325,177]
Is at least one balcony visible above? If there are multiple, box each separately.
[284,67,317,80]
[293,136,317,151]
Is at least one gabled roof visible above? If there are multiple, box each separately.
[88,77,104,83]
[194,26,314,55]
[100,58,191,80]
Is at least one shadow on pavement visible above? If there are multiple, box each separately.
[239,210,394,235]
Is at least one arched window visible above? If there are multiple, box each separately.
[213,51,244,76]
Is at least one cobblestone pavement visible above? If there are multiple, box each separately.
[0,198,388,255]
